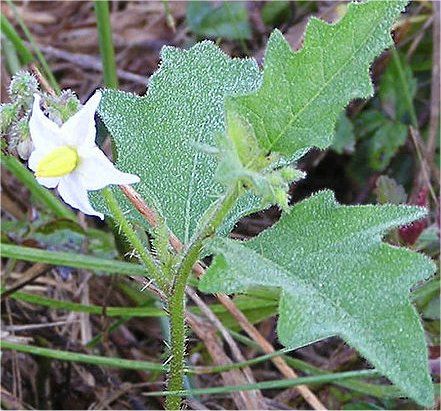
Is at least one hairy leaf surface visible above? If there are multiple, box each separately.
[199,191,435,406]
[94,42,262,242]
[227,0,408,161]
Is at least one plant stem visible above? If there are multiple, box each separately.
[94,0,119,89]
[101,187,166,290]
[165,185,240,410]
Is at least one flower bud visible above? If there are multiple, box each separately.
[12,117,33,160]
[268,171,284,187]
[280,166,296,182]
[9,71,39,107]
[17,138,34,160]
[46,90,81,124]
[0,103,19,134]
[274,187,289,211]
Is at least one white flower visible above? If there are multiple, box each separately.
[28,91,139,219]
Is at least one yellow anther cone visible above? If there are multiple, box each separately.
[36,146,79,177]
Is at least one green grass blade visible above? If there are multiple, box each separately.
[0,244,147,277]
[146,369,380,397]
[194,347,295,375]
[0,14,34,64]
[94,0,118,88]
[5,289,165,317]
[0,340,165,372]
[86,317,127,348]
[5,0,60,93]
[390,48,418,128]
[1,155,75,220]
[229,330,404,399]
[2,36,22,74]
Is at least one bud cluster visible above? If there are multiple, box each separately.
[216,111,306,211]
[1,71,80,159]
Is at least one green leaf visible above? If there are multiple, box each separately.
[199,190,435,406]
[261,1,292,27]
[367,118,408,171]
[374,175,407,205]
[350,109,409,176]
[331,112,356,154]
[226,0,408,161]
[95,42,262,242]
[186,1,251,40]
[415,225,441,255]
[355,109,389,139]
[216,110,305,210]
[379,51,417,123]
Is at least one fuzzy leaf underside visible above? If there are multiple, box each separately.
[227,0,408,161]
[93,42,262,243]
[199,191,435,406]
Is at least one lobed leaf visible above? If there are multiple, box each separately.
[226,0,408,161]
[94,42,262,242]
[200,191,436,406]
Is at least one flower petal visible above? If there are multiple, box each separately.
[61,91,101,147]
[76,146,140,191]
[28,149,43,172]
[57,174,104,219]
[29,94,63,149]
[36,176,61,188]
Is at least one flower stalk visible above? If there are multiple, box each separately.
[101,187,167,291]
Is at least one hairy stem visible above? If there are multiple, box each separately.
[165,185,240,410]
[101,187,166,290]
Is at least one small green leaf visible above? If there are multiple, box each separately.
[95,41,262,242]
[415,225,441,255]
[199,190,435,406]
[367,120,408,171]
[186,1,251,40]
[374,175,407,205]
[227,0,408,160]
[261,1,292,27]
[216,110,305,210]
[355,109,389,138]
[332,112,356,154]
[379,51,417,123]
